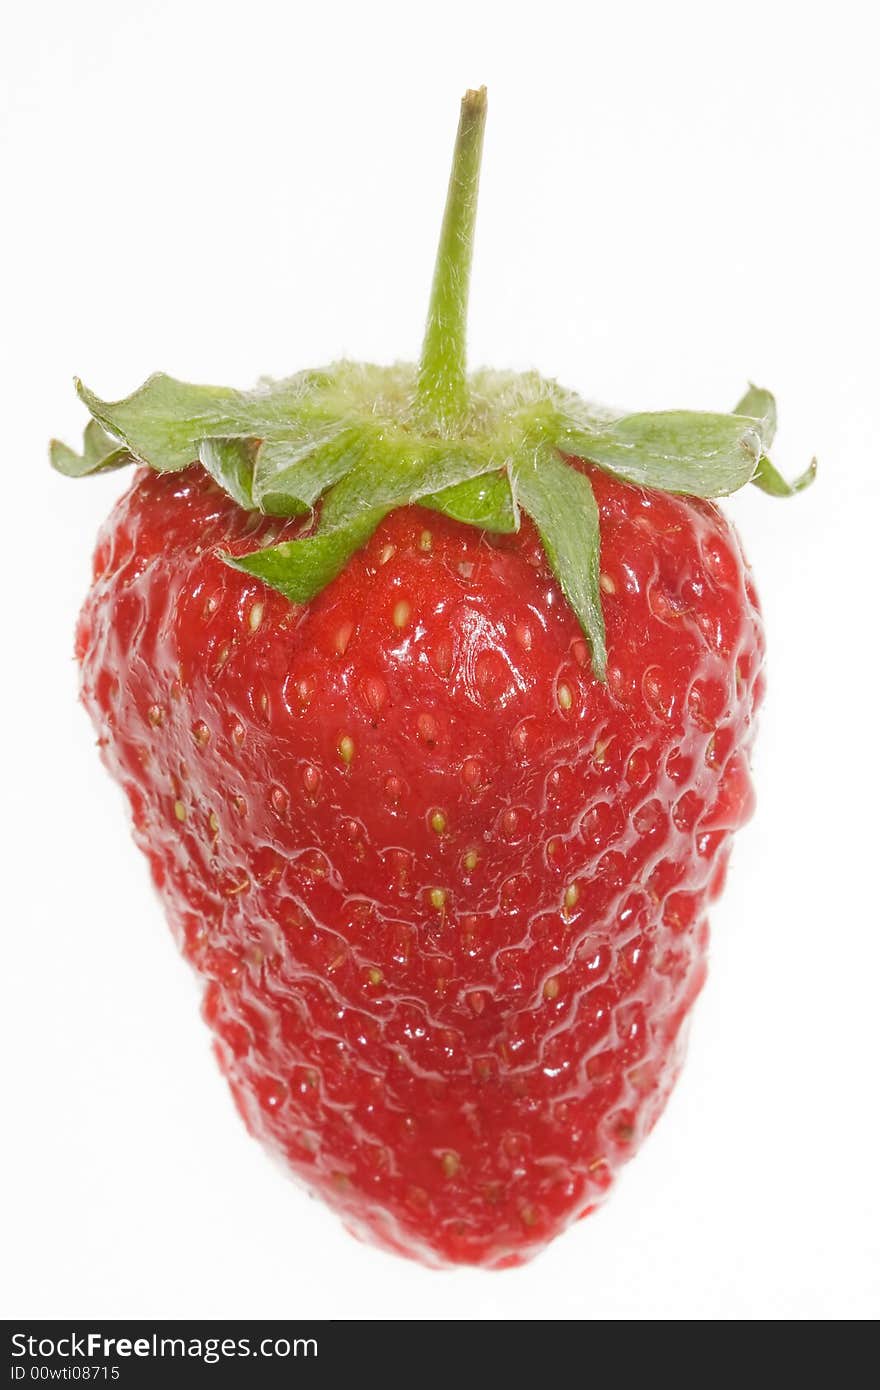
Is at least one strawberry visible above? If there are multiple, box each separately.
[52,88,813,1268]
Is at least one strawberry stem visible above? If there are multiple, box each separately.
[416,87,487,429]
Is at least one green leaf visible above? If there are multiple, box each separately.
[733,384,777,450]
[561,410,763,497]
[252,427,365,516]
[49,418,133,477]
[199,438,256,510]
[423,469,518,532]
[732,386,816,497]
[751,454,817,497]
[514,447,606,680]
[54,361,813,656]
[317,441,500,530]
[76,372,318,473]
[228,510,385,604]
[228,441,506,606]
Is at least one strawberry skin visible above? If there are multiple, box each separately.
[77,459,763,1267]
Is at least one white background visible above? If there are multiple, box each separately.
[2,0,878,1321]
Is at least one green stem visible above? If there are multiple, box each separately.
[416,87,487,428]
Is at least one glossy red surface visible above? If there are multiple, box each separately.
[78,461,763,1266]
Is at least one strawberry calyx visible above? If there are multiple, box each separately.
[51,87,814,679]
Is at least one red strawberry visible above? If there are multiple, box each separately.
[53,88,813,1267]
